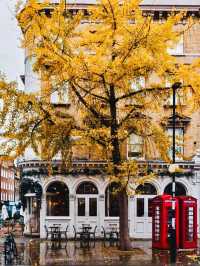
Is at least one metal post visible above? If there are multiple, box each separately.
[170,83,177,263]
[169,82,181,263]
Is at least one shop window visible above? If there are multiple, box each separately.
[46,181,69,216]
[105,182,119,217]
[76,181,98,194]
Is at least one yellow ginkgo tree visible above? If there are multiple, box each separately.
[0,0,200,250]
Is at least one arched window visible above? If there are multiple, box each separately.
[164,182,186,196]
[76,182,98,194]
[135,183,157,195]
[46,182,69,216]
[105,182,119,217]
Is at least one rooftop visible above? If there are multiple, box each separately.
[141,0,200,6]
[39,0,200,6]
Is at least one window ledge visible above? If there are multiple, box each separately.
[45,216,71,220]
[104,217,119,220]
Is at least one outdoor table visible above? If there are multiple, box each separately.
[49,226,61,242]
[79,225,92,248]
[81,225,92,233]
[107,227,119,246]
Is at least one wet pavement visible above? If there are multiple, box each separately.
[0,238,199,266]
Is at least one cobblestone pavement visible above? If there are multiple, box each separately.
[0,238,199,266]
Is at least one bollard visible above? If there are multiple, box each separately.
[168,225,177,264]
[4,237,12,264]
[4,234,18,264]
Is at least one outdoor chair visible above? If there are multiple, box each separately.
[101,226,119,246]
[73,225,81,241]
[101,226,110,245]
[89,225,97,247]
[44,225,50,240]
[60,225,69,241]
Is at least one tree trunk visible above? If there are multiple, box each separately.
[109,84,132,250]
[119,189,132,250]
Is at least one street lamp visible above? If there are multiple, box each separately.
[168,82,182,263]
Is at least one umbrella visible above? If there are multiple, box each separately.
[20,206,24,217]
[12,206,17,218]
[1,205,9,220]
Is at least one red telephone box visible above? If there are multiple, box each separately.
[178,196,197,249]
[152,195,179,249]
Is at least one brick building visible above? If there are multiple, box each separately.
[18,0,200,238]
[0,161,15,203]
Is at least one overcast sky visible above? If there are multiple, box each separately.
[0,0,24,89]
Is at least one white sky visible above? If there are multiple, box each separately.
[0,0,24,89]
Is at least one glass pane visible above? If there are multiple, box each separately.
[78,198,85,216]
[187,207,194,241]
[148,198,153,217]
[77,182,98,194]
[137,198,144,217]
[89,198,97,216]
[46,181,69,216]
[105,182,119,217]
[136,183,157,195]
[128,133,143,158]
[154,206,160,241]
[167,127,184,160]
[164,182,186,196]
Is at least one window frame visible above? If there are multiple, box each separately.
[127,133,143,159]
[167,127,184,161]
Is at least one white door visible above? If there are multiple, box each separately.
[133,195,155,238]
[76,195,98,230]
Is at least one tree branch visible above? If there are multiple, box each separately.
[71,82,110,126]
[74,79,109,102]
[116,86,171,103]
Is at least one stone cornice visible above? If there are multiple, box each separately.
[17,159,197,172]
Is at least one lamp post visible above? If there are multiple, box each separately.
[168,82,182,263]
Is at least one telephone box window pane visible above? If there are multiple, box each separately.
[78,198,85,216]
[154,206,160,241]
[89,198,97,216]
[187,207,194,241]
[137,198,144,217]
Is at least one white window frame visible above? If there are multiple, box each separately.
[165,79,184,106]
[50,82,69,104]
[127,133,143,159]
[131,76,145,91]
[167,127,184,161]
[167,34,184,55]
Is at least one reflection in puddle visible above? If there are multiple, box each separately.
[0,240,198,265]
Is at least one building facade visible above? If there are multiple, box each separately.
[18,0,200,239]
[0,161,16,204]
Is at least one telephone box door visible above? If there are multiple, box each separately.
[152,195,179,249]
[178,196,197,249]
